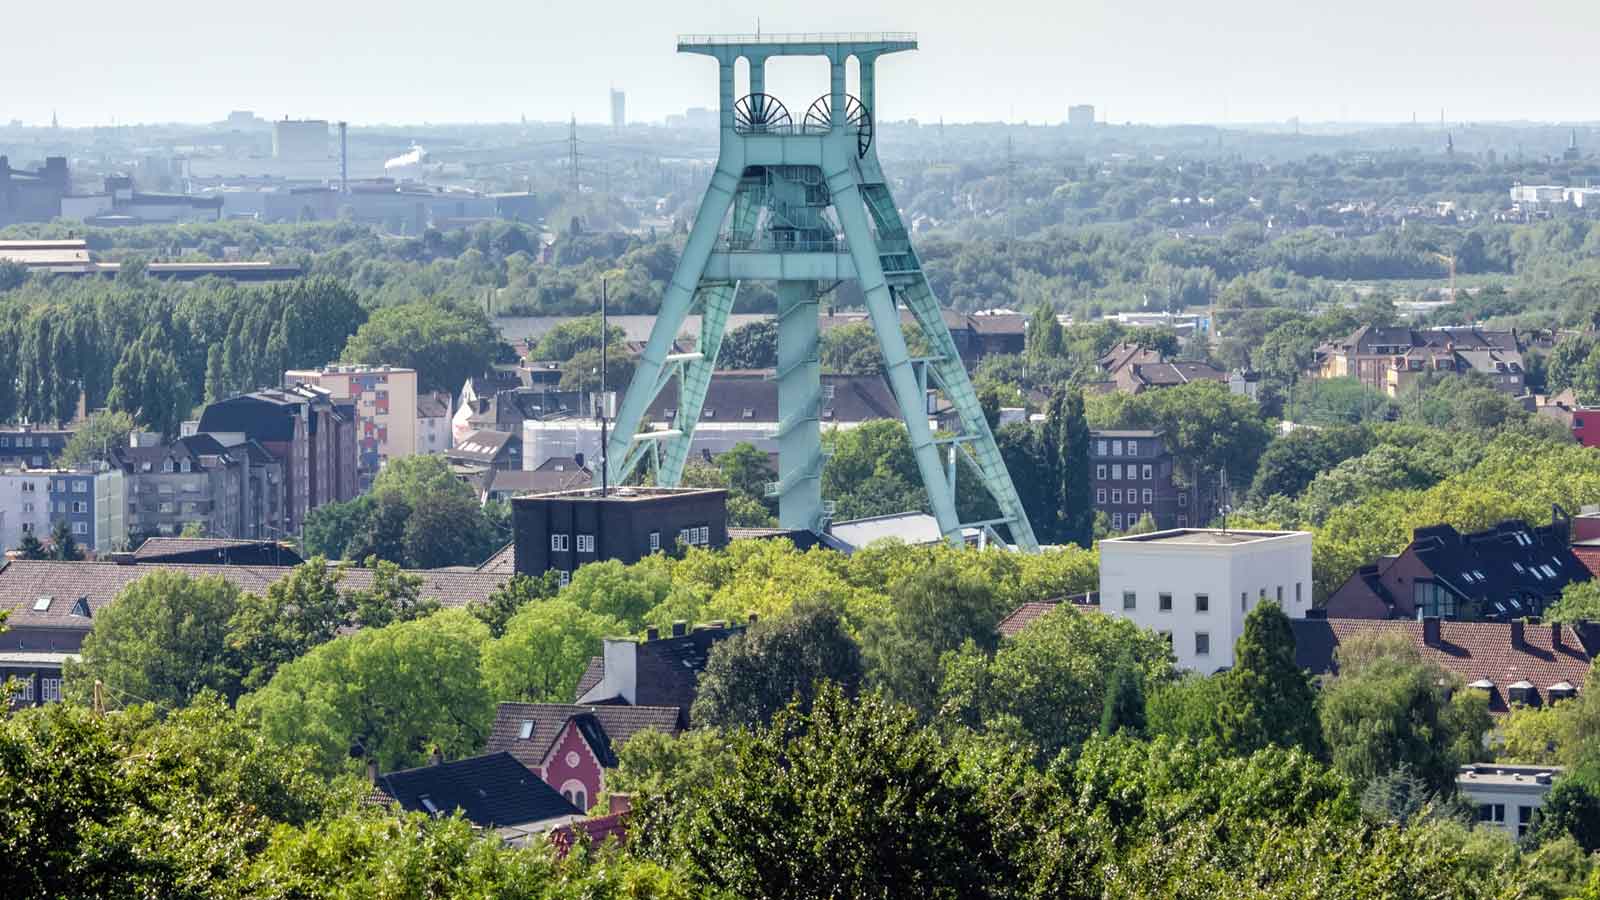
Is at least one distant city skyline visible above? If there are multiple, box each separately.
[6,0,1598,128]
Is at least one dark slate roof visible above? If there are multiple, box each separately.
[375,752,580,828]
[1125,361,1228,388]
[1413,520,1587,618]
[574,656,605,699]
[448,430,516,465]
[132,537,305,566]
[195,391,306,443]
[970,313,1027,335]
[1292,618,1600,713]
[628,626,745,715]
[486,702,682,771]
[0,560,508,632]
[111,433,238,473]
[485,467,590,498]
[1098,343,1162,375]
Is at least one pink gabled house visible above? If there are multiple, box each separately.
[486,703,681,813]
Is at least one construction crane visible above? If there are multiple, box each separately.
[1431,251,1457,301]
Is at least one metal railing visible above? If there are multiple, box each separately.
[717,236,848,253]
[678,32,916,45]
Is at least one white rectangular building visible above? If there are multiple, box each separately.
[1099,528,1313,672]
[1457,764,1560,840]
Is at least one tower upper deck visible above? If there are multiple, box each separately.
[677,32,917,59]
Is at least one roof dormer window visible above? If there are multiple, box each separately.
[180,459,191,473]
[162,459,174,473]
[518,720,534,740]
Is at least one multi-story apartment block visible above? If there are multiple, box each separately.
[0,465,125,556]
[0,470,50,553]
[0,427,72,469]
[285,365,420,487]
[196,388,358,532]
[113,435,252,540]
[1315,326,1527,396]
[1089,429,1204,532]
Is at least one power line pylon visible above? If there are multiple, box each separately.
[600,32,1039,550]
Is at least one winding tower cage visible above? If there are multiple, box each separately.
[600,33,1038,551]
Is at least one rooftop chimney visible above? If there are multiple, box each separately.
[367,758,379,784]
[1553,623,1564,652]
[429,746,443,766]
[1510,620,1526,651]
[646,626,659,641]
[1422,616,1441,648]
[671,620,687,637]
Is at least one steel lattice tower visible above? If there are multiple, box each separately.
[600,33,1039,551]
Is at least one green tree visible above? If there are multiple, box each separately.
[1214,602,1325,757]
[57,409,136,466]
[867,557,1009,718]
[227,560,351,691]
[468,571,562,638]
[243,609,493,773]
[66,570,244,707]
[1533,775,1600,852]
[1548,579,1600,624]
[1028,303,1065,359]
[348,557,437,628]
[106,327,190,439]
[692,601,865,729]
[719,318,778,369]
[528,315,628,362]
[1098,656,1147,737]
[480,599,616,703]
[15,531,47,560]
[46,518,83,561]
[1318,631,1492,793]
[301,494,374,560]
[819,322,883,374]
[631,684,1012,899]
[1056,388,1094,547]
[341,301,496,393]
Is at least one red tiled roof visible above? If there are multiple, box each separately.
[997,593,1099,639]
[548,811,628,856]
[1573,544,1600,578]
[1292,618,1597,713]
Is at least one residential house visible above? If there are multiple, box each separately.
[0,427,72,469]
[1093,343,1232,396]
[1323,518,1590,621]
[417,391,453,454]
[0,557,510,703]
[571,620,747,727]
[1458,765,1562,840]
[1315,326,1527,396]
[284,365,421,488]
[512,487,727,584]
[1100,528,1314,672]
[371,752,583,844]
[32,466,125,556]
[1537,390,1600,448]
[447,429,523,475]
[1089,429,1205,532]
[996,593,1099,639]
[481,461,591,504]
[0,470,50,554]
[1291,617,1596,713]
[486,702,682,812]
[131,536,304,566]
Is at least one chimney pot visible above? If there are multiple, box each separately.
[671,620,687,637]
[1553,623,1564,651]
[366,758,379,784]
[1422,615,1442,648]
[1511,619,1526,650]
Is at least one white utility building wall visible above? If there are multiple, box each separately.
[1099,528,1314,672]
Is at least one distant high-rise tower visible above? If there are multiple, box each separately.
[50,109,58,130]
[1067,104,1094,128]
[610,89,626,131]
[1445,132,1454,156]
[1565,129,1581,162]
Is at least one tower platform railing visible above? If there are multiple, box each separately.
[677,32,916,45]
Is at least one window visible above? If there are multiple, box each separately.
[1096,465,1106,479]
[1112,513,1123,529]
[159,502,174,514]
[33,596,51,612]
[1113,489,1124,503]
[1519,806,1534,837]
[680,527,691,545]
[1177,514,1188,527]
[20,482,34,493]
[72,522,87,535]
[1158,592,1172,612]
[1126,440,1138,455]
[12,679,33,703]
[550,533,569,552]
[52,480,64,493]
[1122,590,1136,610]
[697,525,710,545]
[1241,591,1249,611]
[1478,804,1505,824]
[163,459,174,473]
[1195,593,1208,612]
[1195,632,1211,656]
[558,570,571,587]
[649,531,660,552]
[1096,488,1107,504]
[576,534,594,553]
[41,678,61,703]
[179,459,191,473]
[1112,440,1123,456]
[1111,464,1122,480]
[1096,440,1107,455]
[518,720,535,740]
[1142,464,1153,480]
[1178,493,1187,508]
[1142,489,1153,505]
[1276,585,1283,605]
[1296,582,1303,606]
[419,796,442,817]
[72,501,87,514]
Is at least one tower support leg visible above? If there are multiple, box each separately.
[776,279,822,530]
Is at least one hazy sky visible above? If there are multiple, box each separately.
[6,0,1596,128]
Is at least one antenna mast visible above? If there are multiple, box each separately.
[599,278,609,497]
